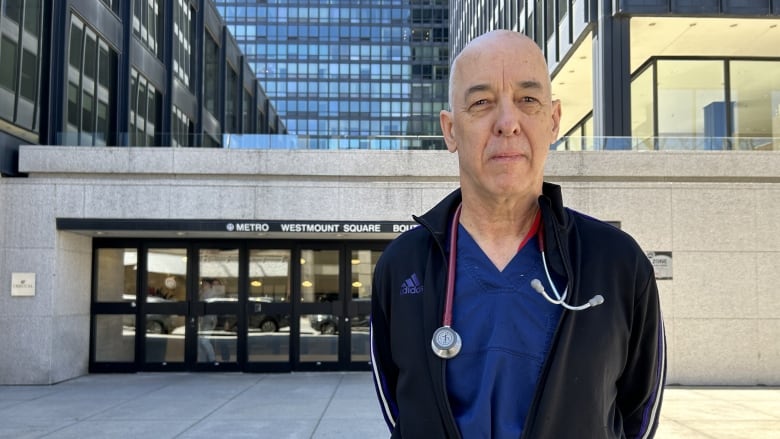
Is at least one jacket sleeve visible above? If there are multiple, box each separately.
[370,255,400,433]
[618,270,666,439]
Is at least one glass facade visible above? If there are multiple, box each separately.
[657,60,726,149]
[0,0,284,174]
[215,0,449,149]
[629,58,780,150]
[730,60,780,151]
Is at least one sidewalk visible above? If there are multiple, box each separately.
[0,372,778,438]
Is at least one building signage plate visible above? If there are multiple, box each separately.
[646,251,672,280]
[11,272,36,297]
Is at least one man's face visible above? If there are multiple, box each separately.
[440,32,561,200]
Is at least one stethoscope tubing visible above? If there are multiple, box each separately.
[433,203,604,359]
[442,204,462,328]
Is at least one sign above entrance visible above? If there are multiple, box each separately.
[56,218,418,239]
[225,220,416,235]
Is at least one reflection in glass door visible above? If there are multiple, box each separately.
[296,245,382,370]
[196,248,240,367]
[246,249,292,369]
[91,239,386,373]
[348,248,381,365]
[144,247,188,366]
[299,248,341,366]
[91,246,139,371]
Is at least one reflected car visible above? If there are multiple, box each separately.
[144,314,175,334]
[220,312,290,333]
[121,295,176,334]
[309,312,370,335]
[211,297,290,333]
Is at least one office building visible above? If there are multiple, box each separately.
[0,1,778,386]
[451,0,780,151]
[215,0,449,150]
[0,0,285,176]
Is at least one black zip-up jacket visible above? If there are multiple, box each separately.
[370,183,666,438]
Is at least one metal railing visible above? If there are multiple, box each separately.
[54,132,780,151]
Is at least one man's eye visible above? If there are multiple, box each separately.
[469,99,489,108]
[519,97,543,112]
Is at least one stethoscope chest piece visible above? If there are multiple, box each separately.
[431,326,462,359]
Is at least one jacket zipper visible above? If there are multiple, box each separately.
[520,207,575,438]
[414,215,463,439]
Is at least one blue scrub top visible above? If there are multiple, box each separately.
[445,224,563,438]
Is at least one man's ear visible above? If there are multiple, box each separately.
[440,109,457,153]
[551,99,562,139]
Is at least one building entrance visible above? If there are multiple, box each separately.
[90,240,384,373]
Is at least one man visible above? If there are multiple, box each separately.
[370,30,665,438]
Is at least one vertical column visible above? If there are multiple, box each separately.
[591,0,632,149]
[41,0,68,146]
[194,0,204,146]
[161,0,174,146]
[117,0,132,146]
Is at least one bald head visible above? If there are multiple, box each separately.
[448,30,552,110]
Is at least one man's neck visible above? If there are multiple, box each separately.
[458,193,540,271]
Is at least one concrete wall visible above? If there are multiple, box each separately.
[1,146,778,385]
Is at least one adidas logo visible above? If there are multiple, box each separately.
[400,273,423,295]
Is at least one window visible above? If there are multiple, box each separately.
[172,105,193,147]
[133,0,163,59]
[0,0,43,131]
[2,0,22,24]
[242,88,253,132]
[129,69,161,146]
[0,37,18,92]
[24,0,41,35]
[656,60,725,150]
[225,65,238,133]
[100,0,121,15]
[730,60,780,151]
[173,0,194,90]
[64,15,117,146]
[204,32,219,117]
[631,65,655,150]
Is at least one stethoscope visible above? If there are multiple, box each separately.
[431,204,606,359]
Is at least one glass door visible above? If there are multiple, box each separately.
[295,244,382,371]
[193,247,240,370]
[245,248,293,372]
[91,245,140,372]
[297,246,342,369]
[91,239,386,373]
[143,246,188,369]
[346,247,382,368]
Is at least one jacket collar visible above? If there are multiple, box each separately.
[415,182,567,240]
[414,182,571,282]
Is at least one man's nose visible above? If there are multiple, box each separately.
[494,100,522,136]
